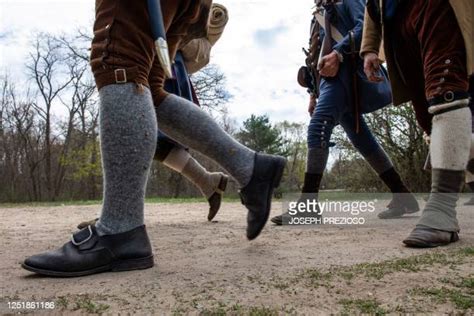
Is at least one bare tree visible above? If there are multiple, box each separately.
[276,121,308,191]
[0,76,44,200]
[22,32,100,201]
[191,64,230,112]
[1,31,234,202]
[26,33,75,200]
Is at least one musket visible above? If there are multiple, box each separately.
[302,0,339,97]
[147,0,173,78]
[303,11,321,97]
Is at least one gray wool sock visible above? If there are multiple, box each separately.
[155,94,255,187]
[95,83,157,236]
[417,169,464,232]
[306,147,329,174]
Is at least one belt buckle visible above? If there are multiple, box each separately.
[114,68,127,84]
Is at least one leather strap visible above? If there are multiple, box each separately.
[315,11,344,42]
[349,30,360,133]
[428,91,470,106]
[95,66,141,85]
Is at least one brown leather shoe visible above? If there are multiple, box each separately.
[403,227,459,248]
[207,174,229,221]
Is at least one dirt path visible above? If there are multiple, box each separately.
[0,199,473,315]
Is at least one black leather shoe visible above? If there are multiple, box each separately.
[270,212,288,226]
[378,193,420,219]
[271,197,321,226]
[22,225,154,277]
[207,174,229,221]
[239,153,286,240]
[270,211,322,226]
[403,227,459,248]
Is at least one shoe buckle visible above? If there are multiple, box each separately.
[71,225,93,246]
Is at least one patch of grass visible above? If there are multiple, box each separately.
[267,274,291,290]
[339,298,387,315]
[339,271,354,282]
[300,268,333,288]
[438,276,452,284]
[459,247,474,256]
[410,287,474,310]
[229,304,244,313]
[56,296,69,309]
[247,306,279,316]
[337,248,473,281]
[299,250,464,286]
[172,306,188,316]
[0,196,241,208]
[272,280,290,290]
[450,291,474,310]
[0,200,103,208]
[461,277,474,289]
[294,247,474,303]
[346,252,453,280]
[171,306,187,316]
[72,295,110,314]
[146,196,240,204]
[198,303,281,316]
[200,306,227,316]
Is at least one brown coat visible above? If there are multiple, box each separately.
[90,0,211,105]
[361,0,473,106]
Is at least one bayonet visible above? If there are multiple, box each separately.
[147,0,173,78]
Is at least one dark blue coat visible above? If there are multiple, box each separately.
[317,0,392,118]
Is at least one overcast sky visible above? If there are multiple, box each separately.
[0,0,314,124]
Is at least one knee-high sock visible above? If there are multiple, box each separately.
[418,105,471,232]
[360,147,409,193]
[96,83,157,236]
[466,133,474,184]
[341,115,399,191]
[362,146,394,175]
[302,172,323,194]
[430,106,471,170]
[163,147,224,199]
[306,147,329,175]
[155,94,255,187]
[304,149,326,202]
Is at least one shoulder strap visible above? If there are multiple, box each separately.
[314,11,344,42]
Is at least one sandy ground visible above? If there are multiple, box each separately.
[0,198,473,315]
